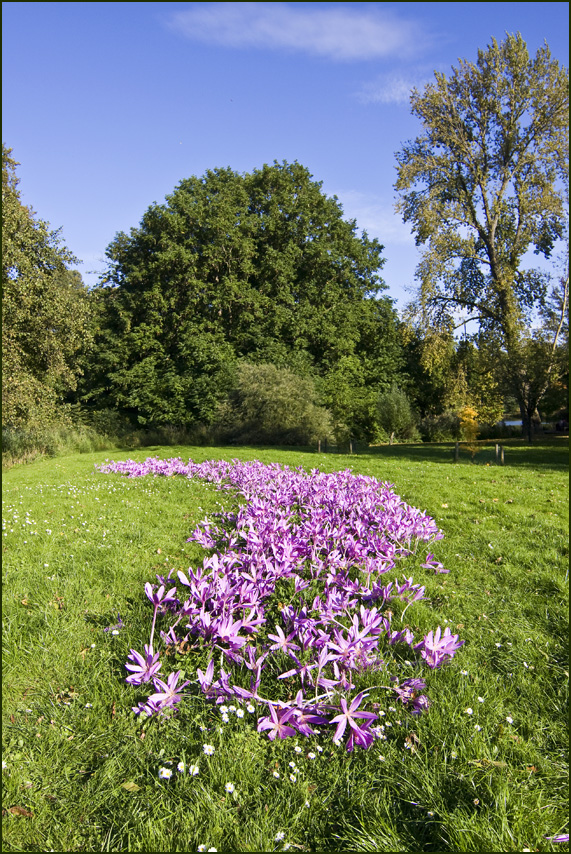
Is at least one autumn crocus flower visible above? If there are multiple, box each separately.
[257,703,297,740]
[329,690,377,750]
[125,644,162,685]
[147,670,190,713]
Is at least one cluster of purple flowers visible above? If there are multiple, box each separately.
[98,457,464,751]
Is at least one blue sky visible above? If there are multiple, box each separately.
[3,1,569,310]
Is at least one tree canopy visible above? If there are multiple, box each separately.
[395,33,569,438]
[81,160,403,439]
[2,144,91,428]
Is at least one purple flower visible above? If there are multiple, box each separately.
[329,690,377,750]
[257,704,297,740]
[147,670,190,713]
[267,625,300,656]
[544,834,570,843]
[418,627,465,669]
[104,614,124,633]
[125,644,162,685]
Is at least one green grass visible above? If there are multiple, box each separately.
[2,442,568,852]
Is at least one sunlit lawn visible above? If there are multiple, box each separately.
[2,441,568,852]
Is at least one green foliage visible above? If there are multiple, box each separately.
[1,424,112,468]
[2,144,91,428]
[78,161,403,437]
[377,384,419,441]
[220,361,333,445]
[395,34,569,435]
[419,411,462,443]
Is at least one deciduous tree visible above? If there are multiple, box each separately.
[2,144,90,428]
[395,34,568,440]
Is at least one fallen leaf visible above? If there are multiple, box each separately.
[121,781,141,792]
[9,806,34,817]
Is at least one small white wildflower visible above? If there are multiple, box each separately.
[203,744,215,756]
[474,724,482,731]
[460,669,468,675]
[294,745,302,754]
[189,765,199,776]
[316,745,323,752]
[275,831,285,841]
[427,811,434,816]
[477,697,485,703]
[304,800,310,808]
[235,708,244,718]
[289,774,297,782]
[219,705,228,714]
[228,705,236,713]
[207,849,217,852]
[506,716,514,724]
[177,761,185,773]
[198,846,206,852]
[465,708,473,715]
[225,782,235,793]
[451,751,458,759]
[85,703,93,709]
[495,643,502,648]
[388,706,396,712]
[111,629,120,636]
[288,761,297,770]
[378,755,385,762]
[246,704,255,713]
[44,563,49,567]
[2,760,7,770]
[90,643,96,649]
[308,752,316,759]
[221,713,230,723]
[273,771,280,778]
[378,710,385,716]
[158,767,173,780]
[523,662,529,668]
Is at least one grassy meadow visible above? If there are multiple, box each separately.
[2,440,569,852]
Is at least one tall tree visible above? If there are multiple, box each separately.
[2,144,91,428]
[81,161,403,438]
[394,34,568,440]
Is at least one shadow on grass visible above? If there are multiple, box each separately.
[226,437,569,472]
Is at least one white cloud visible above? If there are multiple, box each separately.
[331,189,414,245]
[166,2,426,61]
[357,70,434,105]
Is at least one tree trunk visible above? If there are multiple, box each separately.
[519,401,542,443]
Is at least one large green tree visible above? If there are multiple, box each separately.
[81,161,403,438]
[2,144,91,428]
[395,34,568,440]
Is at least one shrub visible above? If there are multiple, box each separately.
[419,410,462,442]
[219,362,333,446]
[377,384,419,442]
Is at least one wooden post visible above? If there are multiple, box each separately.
[500,445,505,465]
[349,438,353,454]
[318,439,321,453]
[389,432,395,445]
[496,443,500,463]
[454,442,459,463]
